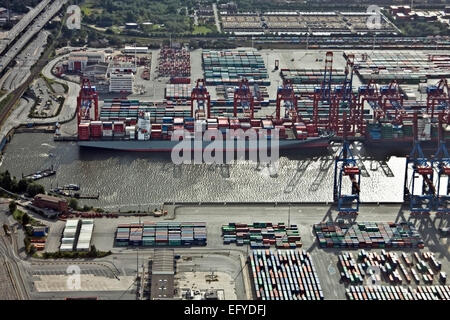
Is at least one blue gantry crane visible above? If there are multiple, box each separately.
[432,113,450,213]
[333,112,361,213]
[403,112,435,213]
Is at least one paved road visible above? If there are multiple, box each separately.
[0,97,34,139]
[0,0,51,57]
[0,0,68,75]
[39,54,80,134]
[212,4,221,33]
[1,31,50,92]
[0,53,80,141]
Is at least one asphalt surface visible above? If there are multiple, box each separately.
[0,53,80,141]
[0,0,51,57]
[0,0,67,75]
[0,31,50,92]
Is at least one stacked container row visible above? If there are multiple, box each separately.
[60,219,80,251]
[76,219,94,251]
[346,285,450,301]
[114,222,207,247]
[314,221,424,249]
[222,222,301,248]
[249,249,324,300]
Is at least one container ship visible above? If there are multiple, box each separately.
[77,111,332,152]
[76,80,333,152]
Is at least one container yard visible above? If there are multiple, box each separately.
[338,250,449,300]
[348,51,450,84]
[280,69,346,85]
[338,250,446,286]
[249,249,324,300]
[203,50,270,86]
[222,222,302,248]
[314,222,424,249]
[220,11,396,35]
[158,47,191,78]
[114,222,207,247]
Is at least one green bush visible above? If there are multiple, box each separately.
[26,183,45,197]
[69,198,79,210]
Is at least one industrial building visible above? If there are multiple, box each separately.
[150,249,175,300]
[68,51,106,72]
[108,62,137,75]
[32,194,69,214]
[109,72,134,93]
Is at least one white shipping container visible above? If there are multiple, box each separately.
[63,231,76,238]
[66,219,80,228]
[76,243,90,251]
[60,244,74,252]
[61,238,75,244]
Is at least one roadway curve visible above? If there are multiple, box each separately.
[37,54,80,128]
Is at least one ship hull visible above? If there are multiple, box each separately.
[78,136,331,152]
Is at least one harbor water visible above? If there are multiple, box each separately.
[0,133,406,210]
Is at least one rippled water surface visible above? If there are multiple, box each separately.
[0,133,406,210]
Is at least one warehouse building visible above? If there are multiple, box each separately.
[32,194,69,214]
[109,72,134,93]
[150,249,175,300]
[68,51,106,72]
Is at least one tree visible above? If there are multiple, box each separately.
[0,170,12,191]
[69,198,79,210]
[26,183,45,197]
[22,213,30,226]
[8,201,17,214]
[17,179,29,193]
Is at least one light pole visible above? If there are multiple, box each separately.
[288,205,291,228]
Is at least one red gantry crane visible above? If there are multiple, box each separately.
[276,80,299,123]
[234,78,254,119]
[328,54,357,137]
[190,79,211,120]
[77,78,99,124]
[427,78,450,120]
[380,80,405,125]
[312,52,333,130]
[357,79,381,134]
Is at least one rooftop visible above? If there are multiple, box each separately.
[34,193,66,204]
[150,249,175,300]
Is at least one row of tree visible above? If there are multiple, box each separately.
[0,170,44,197]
